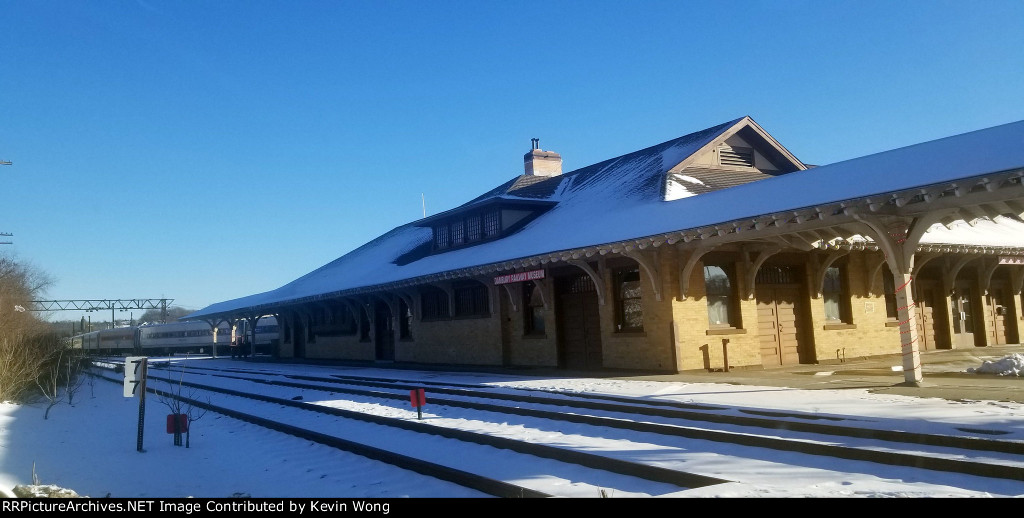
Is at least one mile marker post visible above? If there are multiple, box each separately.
[123,357,148,452]
[137,360,147,452]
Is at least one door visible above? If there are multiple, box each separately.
[914,281,949,350]
[756,285,805,367]
[951,280,977,348]
[556,274,603,370]
[987,282,1018,345]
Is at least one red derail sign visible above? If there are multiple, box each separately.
[493,269,545,285]
[166,413,189,433]
[410,388,427,420]
[410,388,426,407]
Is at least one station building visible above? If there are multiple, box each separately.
[185,116,1024,384]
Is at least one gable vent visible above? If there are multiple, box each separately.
[718,145,755,167]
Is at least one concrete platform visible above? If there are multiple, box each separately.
[609,344,1024,404]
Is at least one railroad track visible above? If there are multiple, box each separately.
[91,358,1024,497]
[91,365,730,497]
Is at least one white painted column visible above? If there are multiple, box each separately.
[891,270,923,385]
[852,211,950,386]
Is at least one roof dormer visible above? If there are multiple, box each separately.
[663,116,807,201]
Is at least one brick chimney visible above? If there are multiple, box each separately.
[524,138,562,177]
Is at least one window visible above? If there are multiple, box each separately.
[704,264,739,328]
[882,273,899,320]
[483,210,500,237]
[755,265,800,284]
[523,281,545,335]
[359,306,370,341]
[432,210,500,251]
[451,220,464,246]
[453,281,489,318]
[399,298,412,339]
[339,306,357,335]
[823,266,852,323]
[466,215,481,242]
[614,266,643,332]
[421,287,450,321]
[434,225,450,249]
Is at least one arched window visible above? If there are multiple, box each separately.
[359,306,371,341]
[523,281,545,335]
[824,266,852,324]
[882,272,898,321]
[614,266,643,332]
[704,263,740,328]
[399,298,413,339]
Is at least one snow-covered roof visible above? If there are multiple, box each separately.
[185,117,1024,320]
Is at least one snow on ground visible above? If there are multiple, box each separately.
[1,355,1023,499]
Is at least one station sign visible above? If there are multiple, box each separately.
[493,269,545,285]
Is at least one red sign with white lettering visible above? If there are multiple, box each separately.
[493,269,545,285]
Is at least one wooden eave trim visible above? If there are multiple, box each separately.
[623,249,662,302]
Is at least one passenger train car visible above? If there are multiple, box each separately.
[72,326,137,354]
[71,316,279,356]
[136,320,234,355]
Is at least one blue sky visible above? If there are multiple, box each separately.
[2,1,1023,324]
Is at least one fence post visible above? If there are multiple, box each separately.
[722,338,730,372]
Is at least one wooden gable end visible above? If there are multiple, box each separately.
[663,117,807,201]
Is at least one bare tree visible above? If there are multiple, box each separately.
[0,255,53,334]
[33,346,85,419]
[157,356,209,448]
[0,334,59,403]
[0,254,61,404]
[63,353,86,407]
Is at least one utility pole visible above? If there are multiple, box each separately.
[2,156,12,245]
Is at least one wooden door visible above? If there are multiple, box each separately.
[756,286,804,367]
[556,274,603,370]
[914,282,948,351]
[987,282,1017,345]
